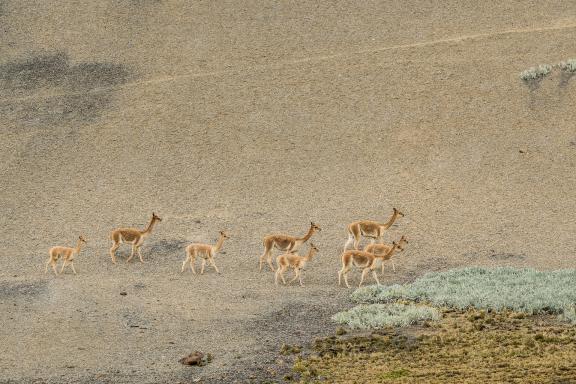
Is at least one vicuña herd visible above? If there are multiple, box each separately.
[45,208,408,287]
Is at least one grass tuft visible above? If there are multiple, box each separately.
[519,64,552,81]
[332,303,440,329]
[352,267,576,317]
[559,59,576,73]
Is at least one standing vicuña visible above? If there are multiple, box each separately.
[344,208,404,250]
[364,235,408,273]
[182,231,229,274]
[109,212,162,264]
[338,241,403,288]
[259,222,321,272]
[45,236,87,275]
[275,243,319,286]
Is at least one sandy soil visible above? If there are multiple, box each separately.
[1,1,576,382]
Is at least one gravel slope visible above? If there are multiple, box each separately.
[1,1,576,382]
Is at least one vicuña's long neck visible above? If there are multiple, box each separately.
[381,211,399,230]
[75,239,83,254]
[142,218,157,235]
[212,235,226,253]
[305,249,317,261]
[380,245,397,259]
[299,227,315,242]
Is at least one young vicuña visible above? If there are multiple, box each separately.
[259,222,321,272]
[338,240,403,288]
[45,235,87,275]
[109,212,162,264]
[275,243,319,286]
[344,207,404,250]
[364,235,408,272]
[182,231,229,274]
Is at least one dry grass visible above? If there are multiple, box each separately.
[292,309,576,383]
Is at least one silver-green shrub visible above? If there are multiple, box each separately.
[332,303,440,329]
[561,305,576,324]
[559,59,576,73]
[520,64,552,81]
[352,267,576,316]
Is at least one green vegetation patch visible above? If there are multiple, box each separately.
[352,267,576,318]
[332,303,440,329]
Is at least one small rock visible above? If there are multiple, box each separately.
[120,292,127,296]
[179,351,208,366]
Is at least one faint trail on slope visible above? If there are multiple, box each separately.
[1,23,575,105]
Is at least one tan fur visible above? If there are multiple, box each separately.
[259,222,321,272]
[109,212,162,264]
[182,231,229,274]
[275,243,319,286]
[338,241,402,288]
[364,235,408,273]
[45,236,87,275]
[344,208,404,250]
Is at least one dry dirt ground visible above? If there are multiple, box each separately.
[1,1,576,383]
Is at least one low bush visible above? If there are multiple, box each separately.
[332,303,440,329]
[559,59,576,73]
[519,64,552,81]
[352,267,576,317]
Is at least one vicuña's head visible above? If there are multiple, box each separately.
[309,243,319,253]
[219,231,230,239]
[393,208,405,217]
[310,222,321,232]
[397,235,408,251]
[79,235,87,244]
[152,212,162,222]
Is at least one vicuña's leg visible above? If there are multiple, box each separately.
[275,265,285,285]
[359,267,370,287]
[259,244,271,272]
[392,261,396,272]
[343,267,351,288]
[200,259,206,274]
[266,249,276,272]
[353,234,361,250]
[344,234,354,251]
[297,270,304,286]
[209,258,220,274]
[126,245,136,263]
[136,246,144,263]
[289,269,300,284]
[371,269,380,285]
[71,262,77,275]
[109,243,119,264]
[278,265,288,284]
[45,258,51,274]
[190,255,197,274]
[181,256,188,273]
[60,260,67,274]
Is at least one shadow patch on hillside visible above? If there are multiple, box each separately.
[463,250,526,261]
[0,281,47,298]
[0,52,132,126]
